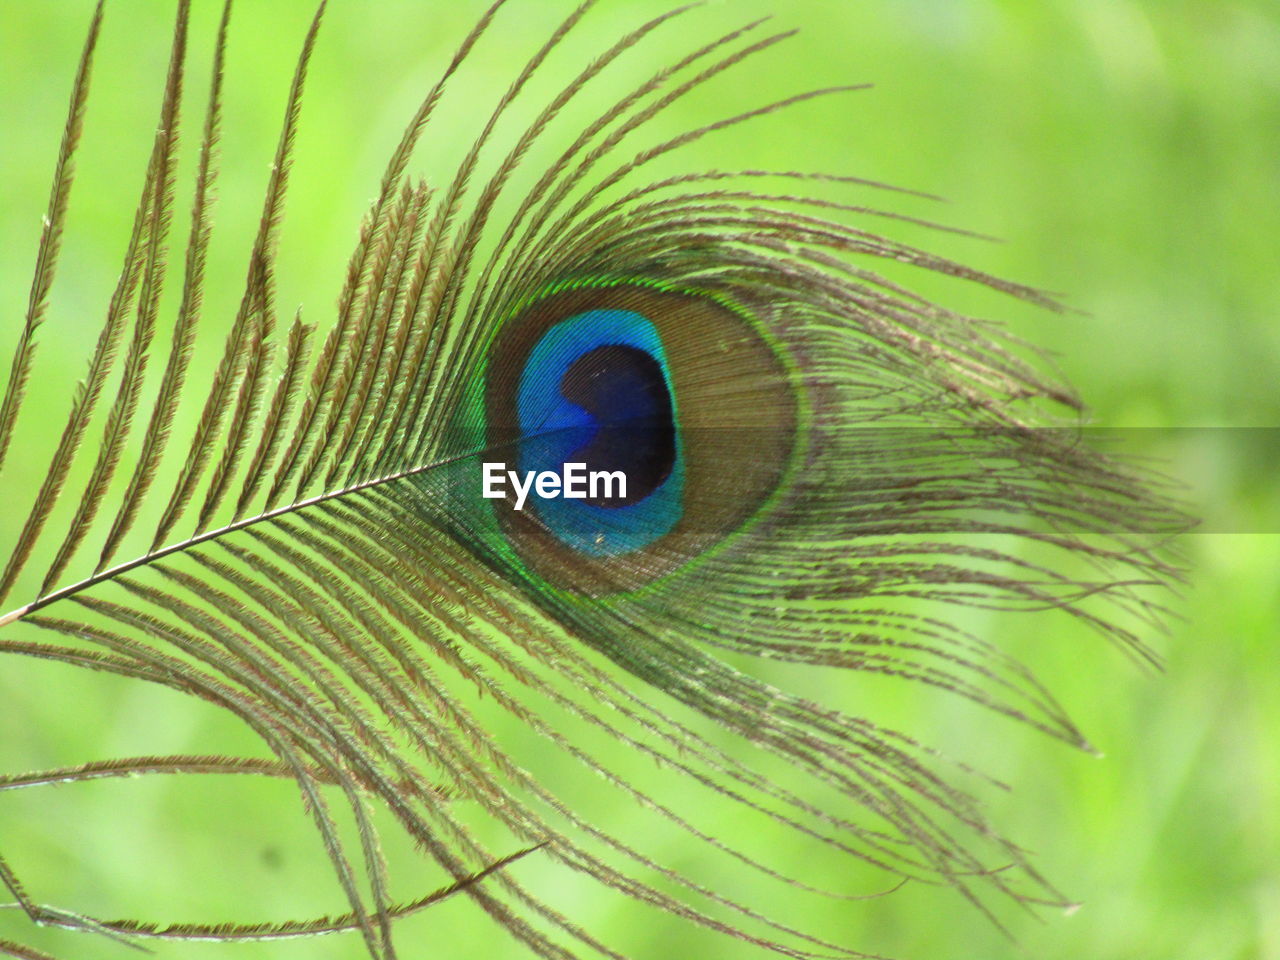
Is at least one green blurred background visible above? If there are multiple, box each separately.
[0,1,1277,958]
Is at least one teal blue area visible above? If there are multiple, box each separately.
[515,309,684,556]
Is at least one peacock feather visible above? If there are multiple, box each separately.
[0,1,1185,958]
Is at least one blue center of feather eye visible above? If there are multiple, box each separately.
[515,309,684,556]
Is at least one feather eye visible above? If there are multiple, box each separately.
[0,2,1184,959]
[472,281,795,588]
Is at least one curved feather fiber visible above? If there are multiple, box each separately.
[0,2,1184,959]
